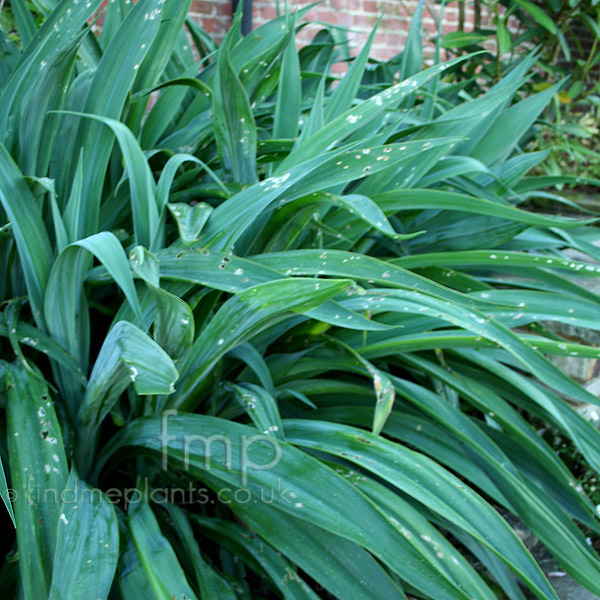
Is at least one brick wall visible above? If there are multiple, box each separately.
[189,0,496,60]
[189,0,233,39]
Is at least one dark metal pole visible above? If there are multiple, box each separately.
[232,0,253,35]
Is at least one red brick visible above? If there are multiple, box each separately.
[362,0,378,14]
[316,10,353,26]
[383,32,403,45]
[97,0,490,61]
[330,0,355,9]
[260,5,278,19]
[442,22,459,35]
[353,14,378,27]
[331,61,348,74]
[201,18,221,32]
[216,2,232,16]
[191,1,215,15]
[383,17,402,30]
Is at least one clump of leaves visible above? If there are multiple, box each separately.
[1,0,600,599]
[440,0,600,192]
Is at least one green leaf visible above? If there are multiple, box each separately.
[281,54,470,170]
[0,318,88,383]
[513,0,558,33]
[18,35,79,176]
[470,81,563,165]
[293,191,413,239]
[325,18,380,121]
[0,142,53,328]
[212,13,257,184]
[60,112,159,250]
[348,470,497,600]
[96,415,482,599]
[326,336,395,435]
[231,501,408,600]
[118,538,155,599]
[126,498,198,600]
[100,0,133,48]
[441,31,491,49]
[0,0,102,141]
[284,420,558,600]
[391,249,600,278]
[77,320,178,475]
[127,0,193,133]
[164,505,237,600]
[203,139,455,252]
[66,0,163,240]
[231,382,285,439]
[229,342,274,392]
[3,363,68,600]
[48,470,119,600]
[191,512,320,600]
[130,246,195,361]
[0,454,14,527]
[252,249,491,306]
[168,202,213,245]
[497,19,512,55]
[383,377,600,591]
[457,349,600,476]
[10,0,37,48]
[44,232,144,415]
[155,247,391,331]
[400,0,424,80]
[273,13,301,139]
[370,365,395,435]
[375,189,594,229]
[172,277,352,410]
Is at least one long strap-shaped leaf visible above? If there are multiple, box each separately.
[284,419,558,600]
[384,378,600,592]
[3,362,68,600]
[202,138,454,251]
[95,415,478,600]
[280,54,471,170]
[344,465,497,600]
[66,0,163,241]
[190,511,320,600]
[343,288,600,413]
[0,453,14,527]
[324,17,380,121]
[77,320,178,476]
[171,277,352,410]
[59,112,159,250]
[130,246,194,361]
[391,249,600,275]
[165,505,237,600]
[398,353,600,528]
[48,470,119,600]
[45,232,143,414]
[212,12,257,184]
[127,498,198,600]
[120,247,386,332]
[375,188,596,228]
[252,248,495,307]
[0,142,53,328]
[0,0,102,141]
[126,0,193,134]
[228,497,409,599]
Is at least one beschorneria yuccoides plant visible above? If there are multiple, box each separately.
[0,1,600,599]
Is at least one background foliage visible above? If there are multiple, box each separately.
[440,0,600,184]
